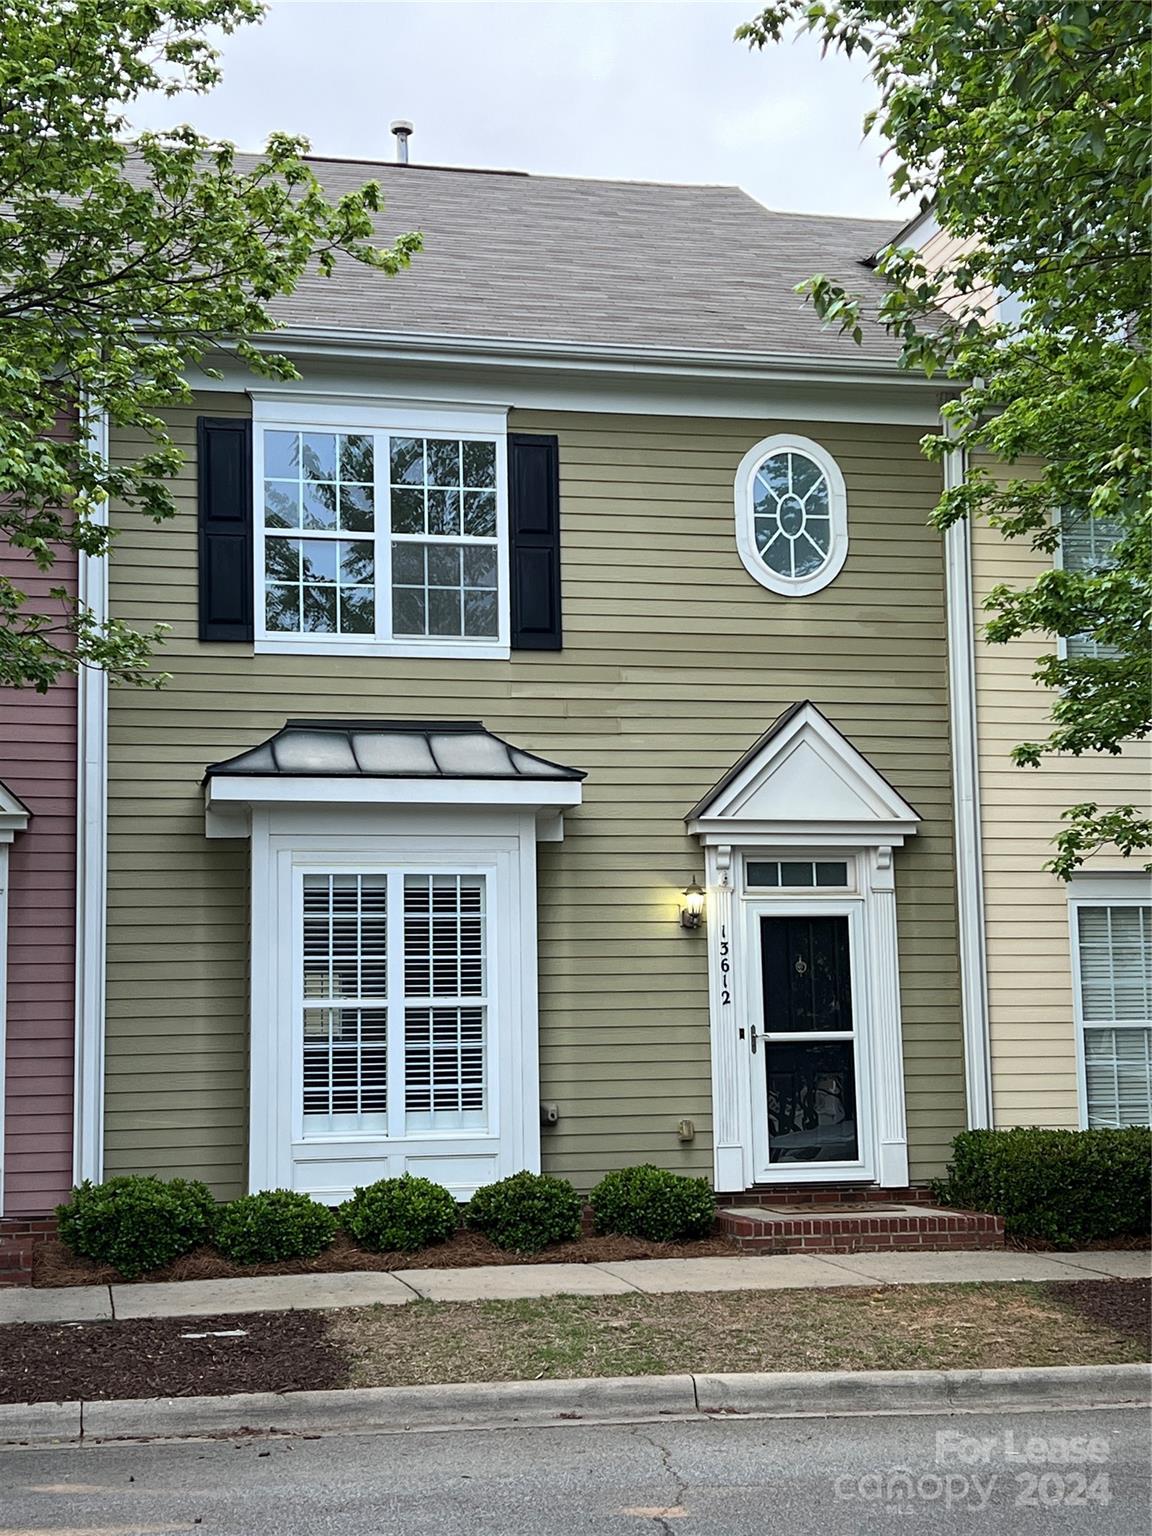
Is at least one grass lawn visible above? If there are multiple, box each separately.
[331,1280,1150,1388]
[1,1280,1147,1403]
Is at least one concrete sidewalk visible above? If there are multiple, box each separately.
[1,1247,1147,1326]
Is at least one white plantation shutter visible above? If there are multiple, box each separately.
[298,869,489,1140]
[1076,904,1152,1127]
[302,875,389,1132]
[403,875,487,1130]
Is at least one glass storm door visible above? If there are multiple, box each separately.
[758,914,861,1168]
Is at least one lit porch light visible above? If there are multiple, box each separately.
[679,877,705,930]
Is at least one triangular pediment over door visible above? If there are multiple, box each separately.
[686,701,920,847]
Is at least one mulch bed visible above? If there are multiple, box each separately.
[0,1312,349,1404]
[1045,1278,1152,1342]
[32,1227,739,1288]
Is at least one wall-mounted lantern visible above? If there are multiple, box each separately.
[679,877,705,930]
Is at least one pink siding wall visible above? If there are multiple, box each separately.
[1,418,78,1215]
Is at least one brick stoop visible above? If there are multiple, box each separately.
[0,1215,58,1287]
[715,1185,939,1208]
[716,1202,1004,1254]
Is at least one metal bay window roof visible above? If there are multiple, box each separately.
[203,719,585,784]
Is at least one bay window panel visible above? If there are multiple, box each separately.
[302,876,389,1132]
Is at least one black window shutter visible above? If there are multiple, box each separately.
[508,432,562,650]
[197,416,253,643]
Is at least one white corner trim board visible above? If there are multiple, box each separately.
[73,404,110,1187]
[942,426,992,1130]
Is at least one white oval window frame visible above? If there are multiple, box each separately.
[734,433,849,598]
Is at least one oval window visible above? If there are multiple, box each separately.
[734,435,848,596]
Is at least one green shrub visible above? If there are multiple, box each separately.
[590,1164,715,1243]
[56,1175,217,1280]
[341,1175,459,1253]
[466,1171,582,1252]
[934,1127,1152,1247]
[214,1189,337,1266]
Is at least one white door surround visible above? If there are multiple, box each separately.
[686,703,920,1192]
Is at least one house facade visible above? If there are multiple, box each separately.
[898,207,1152,1133]
[1,161,1146,1264]
[0,406,86,1276]
[85,162,976,1205]
[969,477,1152,1131]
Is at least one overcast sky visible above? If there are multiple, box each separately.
[127,0,902,219]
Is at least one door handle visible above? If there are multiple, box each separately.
[749,1024,760,1054]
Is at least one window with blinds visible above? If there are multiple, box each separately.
[300,871,488,1138]
[302,875,389,1133]
[1061,514,1122,660]
[1075,903,1152,1128]
[404,875,487,1131]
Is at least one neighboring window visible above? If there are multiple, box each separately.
[1074,901,1152,1128]
[300,871,488,1138]
[734,434,848,597]
[746,859,850,889]
[259,424,504,650]
[1060,512,1122,660]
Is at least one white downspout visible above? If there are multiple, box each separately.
[943,422,993,1128]
[73,405,109,1185]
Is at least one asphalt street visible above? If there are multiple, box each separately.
[0,1406,1148,1535]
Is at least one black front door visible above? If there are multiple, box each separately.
[760,915,859,1164]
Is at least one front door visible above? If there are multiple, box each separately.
[752,912,867,1175]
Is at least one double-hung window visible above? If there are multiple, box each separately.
[1071,885,1152,1128]
[254,402,510,658]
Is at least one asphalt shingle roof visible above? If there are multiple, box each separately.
[258,158,905,362]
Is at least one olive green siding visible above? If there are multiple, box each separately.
[105,398,965,1196]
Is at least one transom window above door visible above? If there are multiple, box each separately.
[734,434,849,598]
[745,859,850,890]
[254,405,509,659]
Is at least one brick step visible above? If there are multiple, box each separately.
[716,1202,1004,1254]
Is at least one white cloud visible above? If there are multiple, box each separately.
[713,94,812,150]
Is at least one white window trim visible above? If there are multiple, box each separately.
[248,807,543,1203]
[734,433,849,598]
[251,397,511,661]
[1068,871,1152,1130]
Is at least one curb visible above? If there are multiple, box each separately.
[1,1363,1148,1446]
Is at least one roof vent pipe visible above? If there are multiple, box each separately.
[390,120,413,164]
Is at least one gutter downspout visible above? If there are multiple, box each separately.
[943,420,993,1128]
[73,405,109,1185]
